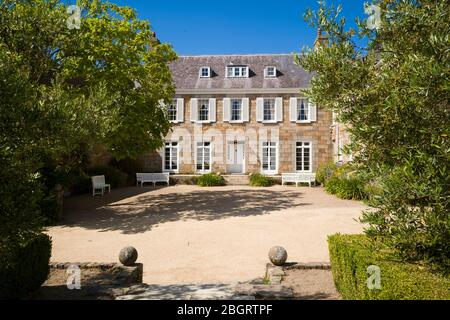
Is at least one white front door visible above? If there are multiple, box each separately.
[227,141,244,174]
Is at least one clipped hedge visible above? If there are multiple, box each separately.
[0,233,52,299]
[249,173,275,187]
[328,234,450,300]
[197,173,226,187]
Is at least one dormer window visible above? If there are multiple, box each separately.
[265,66,277,78]
[226,66,249,78]
[200,67,211,78]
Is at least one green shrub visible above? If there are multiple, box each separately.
[328,234,450,300]
[87,165,128,188]
[197,173,226,187]
[316,161,338,186]
[249,173,275,187]
[0,233,52,299]
[324,166,367,200]
[325,175,366,200]
[361,160,450,269]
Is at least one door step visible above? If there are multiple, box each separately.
[223,175,249,186]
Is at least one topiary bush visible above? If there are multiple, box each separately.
[0,233,52,299]
[249,173,275,187]
[328,234,450,300]
[196,173,226,187]
[316,161,339,186]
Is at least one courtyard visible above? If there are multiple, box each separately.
[47,185,367,285]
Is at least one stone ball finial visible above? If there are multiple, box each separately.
[119,246,138,266]
[269,246,288,266]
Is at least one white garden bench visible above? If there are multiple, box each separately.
[136,173,170,187]
[91,175,111,196]
[282,173,317,187]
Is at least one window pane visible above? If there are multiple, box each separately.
[298,99,309,121]
[231,99,242,121]
[263,99,275,121]
[171,146,178,170]
[198,99,209,121]
[303,147,310,171]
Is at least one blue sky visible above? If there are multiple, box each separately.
[99,0,369,55]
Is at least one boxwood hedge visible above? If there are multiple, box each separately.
[0,233,52,299]
[328,234,450,300]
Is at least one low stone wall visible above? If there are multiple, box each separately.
[265,262,331,285]
[170,174,201,185]
[49,262,143,285]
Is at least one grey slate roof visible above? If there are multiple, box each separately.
[169,54,312,91]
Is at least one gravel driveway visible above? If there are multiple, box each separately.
[47,185,367,284]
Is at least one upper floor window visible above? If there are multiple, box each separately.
[200,67,211,78]
[263,98,276,121]
[198,99,210,121]
[297,98,309,121]
[265,66,277,78]
[227,66,249,78]
[167,99,177,122]
[231,99,243,121]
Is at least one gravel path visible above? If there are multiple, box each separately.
[47,185,366,284]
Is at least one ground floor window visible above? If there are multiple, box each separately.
[196,142,211,172]
[296,142,311,172]
[164,142,179,172]
[262,141,277,173]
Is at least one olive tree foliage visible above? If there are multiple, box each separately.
[296,0,449,268]
[0,0,176,238]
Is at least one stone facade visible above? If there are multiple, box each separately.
[141,94,334,175]
[331,115,352,164]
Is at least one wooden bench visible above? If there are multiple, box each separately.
[282,173,316,187]
[136,173,170,187]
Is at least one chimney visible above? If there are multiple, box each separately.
[314,27,328,50]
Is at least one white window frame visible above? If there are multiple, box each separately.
[295,141,312,173]
[297,98,310,123]
[263,98,277,123]
[167,99,178,123]
[163,141,179,173]
[230,98,243,123]
[197,99,210,123]
[264,66,277,78]
[261,141,278,174]
[199,67,211,78]
[226,66,249,78]
[196,141,212,173]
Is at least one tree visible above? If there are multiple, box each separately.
[0,0,177,222]
[0,0,177,296]
[297,0,449,269]
[1,0,176,160]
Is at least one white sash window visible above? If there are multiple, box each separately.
[196,142,211,172]
[164,142,179,172]
[296,142,312,172]
[261,142,277,173]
